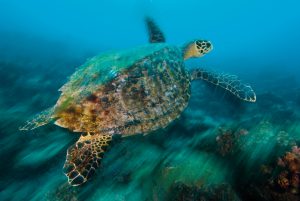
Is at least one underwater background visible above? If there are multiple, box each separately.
[1,0,300,200]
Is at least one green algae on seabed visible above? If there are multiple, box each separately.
[73,134,232,201]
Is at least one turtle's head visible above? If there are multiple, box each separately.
[182,40,213,60]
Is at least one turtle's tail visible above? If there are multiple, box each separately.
[19,107,55,131]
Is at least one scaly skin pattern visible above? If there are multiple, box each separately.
[63,133,113,186]
[53,45,191,136]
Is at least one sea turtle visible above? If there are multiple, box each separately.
[20,17,256,186]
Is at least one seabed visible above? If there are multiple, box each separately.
[0,58,300,201]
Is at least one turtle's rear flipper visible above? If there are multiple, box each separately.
[19,107,54,131]
[145,17,166,43]
[63,133,113,186]
[191,68,256,102]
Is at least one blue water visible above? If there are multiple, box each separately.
[1,0,300,201]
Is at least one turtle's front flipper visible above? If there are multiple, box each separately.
[191,68,256,102]
[19,107,54,131]
[63,133,113,186]
[145,17,166,43]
